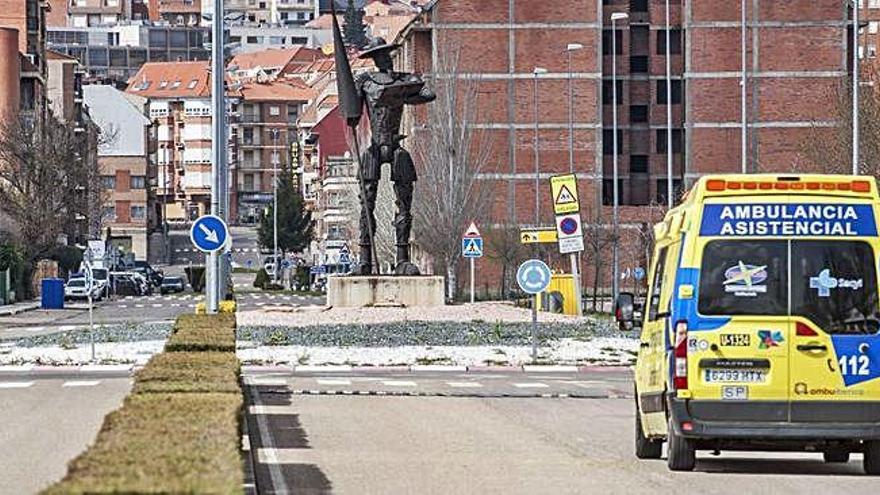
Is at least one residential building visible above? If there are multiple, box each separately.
[66,0,128,28]
[392,0,856,290]
[228,45,321,80]
[47,23,209,83]
[0,0,50,123]
[226,24,330,53]
[126,60,213,221]
[83,84,156,259]
[232,79,314,223]
[222,0,317,26]
[148,0,202,26]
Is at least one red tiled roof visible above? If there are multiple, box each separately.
[230,46,321,72]
[239,80,315,102]
[125,61,211,98]
[306,13,342,29]
[46,50,78,61]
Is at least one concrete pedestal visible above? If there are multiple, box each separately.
[327,276,445,308]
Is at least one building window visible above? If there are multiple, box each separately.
[602,29,624,56]
[130,176,146,189]
[630,155,648,173]
[630,55,648,73]
[656,178,683,205]
[602,129,624,155]
[243,174,254,191]
[657,29,683,55]
[131,205,146,219]
[602,80,624,105]
[101,175,116,189]
[602,179,625,206]
[656,129,684,154]
[656,80,683,105]
[103,206,116,220]
[630,0,648,12]
[269,106,280,116]
[629,105,648,123]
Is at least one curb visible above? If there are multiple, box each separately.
[284,389,633,400]
[0,303,41,316]
[0,364,135,377]
[241,364,632,374]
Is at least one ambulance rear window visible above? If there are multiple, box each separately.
[698,240,788,316]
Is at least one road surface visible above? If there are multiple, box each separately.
[0,372,132,494]
[244,369,876,494]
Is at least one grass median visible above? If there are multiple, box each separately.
[43,313,244,494]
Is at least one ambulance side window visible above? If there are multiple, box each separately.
[647,246,669,322]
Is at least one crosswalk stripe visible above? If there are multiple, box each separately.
[513,382,549,388]
[62,380,101,387]
[0,382,34,389]
[447,382,483,388]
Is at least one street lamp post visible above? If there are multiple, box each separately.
[565,43,583,174]
[665,0,674,208]
[533,67,548,226]
[611,12,627,303]
[271,128,280,284]
[853,0,860,174]
[741,0,747,174]
[206,0,226,314]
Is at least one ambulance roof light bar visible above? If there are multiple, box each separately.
[705,179,871,193]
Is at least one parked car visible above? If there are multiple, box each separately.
[160,276,185,294]
[110,272,151,296]
[64,278,103,301]
[132,261,163,288]
[113,277,140,297]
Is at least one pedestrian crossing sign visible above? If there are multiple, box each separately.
[550,174,580,215]
[462,237,484,258]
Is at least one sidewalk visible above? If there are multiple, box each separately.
[0,301,40,317]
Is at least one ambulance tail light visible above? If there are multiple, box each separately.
[796,321,818,337]
[673,320,689,390]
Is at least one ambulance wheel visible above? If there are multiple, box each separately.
[865,441,880,475]
[635,409,662,459]
[822,448,850,463]
[666,418,696,471]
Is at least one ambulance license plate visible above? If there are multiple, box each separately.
[704,369,766,383]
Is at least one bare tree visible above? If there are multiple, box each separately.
[581,206,610,312]
[484,222,526,299]
[801,71,880,177]
[412,42,494,299]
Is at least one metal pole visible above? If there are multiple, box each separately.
[531,293,538,361]
[853,0,860,175]
[665,0,673,208]
[741,0,747,174]
[470,257,475,304]
[206,0,224,314]
[272,129,279,284]
[568,50,574,174]
[612,17,620,304]
[570,253,582,315]
[534,71,540,226]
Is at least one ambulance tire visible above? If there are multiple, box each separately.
[865,441,880,475]
[666,418,696,471]
[822,449,850,463]
[635,409,662,459]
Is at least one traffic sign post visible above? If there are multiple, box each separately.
[517,259,552,361]
[462,222,483,304]
[83,251,96,362]
[549,174,584,316]
[190,214,230,313]
[520,228,557,245]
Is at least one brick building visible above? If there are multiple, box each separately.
[390,0,858,294]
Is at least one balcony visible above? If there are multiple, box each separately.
[239,114,262,123]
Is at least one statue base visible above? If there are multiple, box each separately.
[327,276,445,308]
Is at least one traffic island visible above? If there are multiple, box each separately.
[43,313,244,494]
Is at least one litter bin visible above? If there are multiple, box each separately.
[41,278,64,309]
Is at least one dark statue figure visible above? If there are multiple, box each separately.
[349,38,435,276]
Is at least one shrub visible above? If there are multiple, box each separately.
[42,393,243,495]
[165,313,236,353]
[133,352,240,395]
[253,268,269,289]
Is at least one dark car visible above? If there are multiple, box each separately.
[133,261,163,287]
[114,277,140,297]
[160,276,186,294]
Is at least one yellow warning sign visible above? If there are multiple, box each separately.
[520,229,558,245]
[550,174,580,215]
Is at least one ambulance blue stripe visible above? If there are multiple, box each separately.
[671,267,730,332]
[830,334,880,387]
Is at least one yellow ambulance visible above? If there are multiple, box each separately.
[615,174,880,473]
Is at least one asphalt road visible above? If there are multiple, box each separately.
[0,374,132,494]
[244,370,878,495]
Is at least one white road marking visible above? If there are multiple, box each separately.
[62,380,101,387]
[171,303,181,307]
[522,365,579,373]
[0,382,34,389]
[247,378,288,386]
[447,382,483,388]
[151,303,163,308]
[251,387,290,492]
[0,365,34,372]
[513,382,549,389]
[117,305,127,308]
[135,304,145,308]
[382,380,417,387]
[316,379,352,386]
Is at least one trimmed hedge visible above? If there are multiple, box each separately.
[43,393,243,495]
[133,352,241,394]
[165,313,237,352]
[43,313,243,494]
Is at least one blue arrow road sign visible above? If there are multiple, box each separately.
[190,215,229,253]
[517,259,552,294]
[462,237,484,258]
